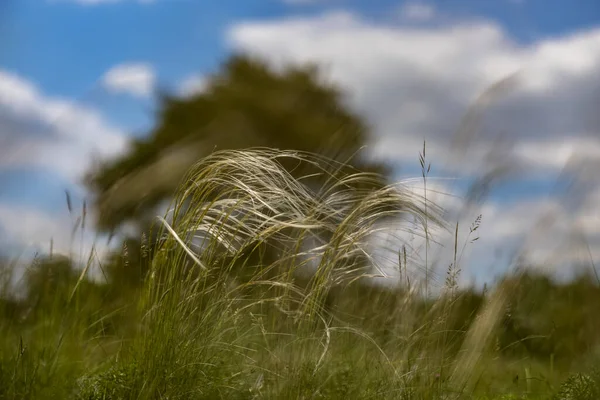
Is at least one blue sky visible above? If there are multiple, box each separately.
[0,0,599,287]
[3,0,599,98]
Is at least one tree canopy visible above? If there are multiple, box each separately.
[86,54,390,235]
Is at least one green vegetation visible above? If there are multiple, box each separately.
[1,55,598,399]
[1,149,600,399]
[85,55,390,236]
[84,54,392,295]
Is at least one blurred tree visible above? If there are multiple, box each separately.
[23,255,78,311]
[85,54,395,290]
[86,54,391,237]
[495,271,600,363]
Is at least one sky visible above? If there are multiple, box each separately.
[0,0,599,288]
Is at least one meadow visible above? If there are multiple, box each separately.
[1,148,599,400]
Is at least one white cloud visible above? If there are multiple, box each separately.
[102,63,156,98]
[0,70,127,181]
[398,2,436,22]
[0,204,113,266]
[513,138,600,171]
[227,11,600,173]
[178,74,207,97]
[367,181,600,288]
[0,69,129,262]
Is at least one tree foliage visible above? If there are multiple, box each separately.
[86,54,390,235]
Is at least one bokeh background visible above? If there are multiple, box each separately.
[0,0,600,288]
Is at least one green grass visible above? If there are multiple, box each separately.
[0,148,598,399]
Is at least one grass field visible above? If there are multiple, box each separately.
[1,149,599,399]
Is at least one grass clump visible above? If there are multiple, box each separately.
[0,148,600,399]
